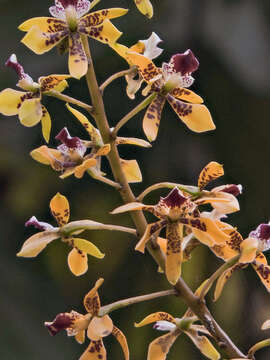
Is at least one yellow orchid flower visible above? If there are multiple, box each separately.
[0,54,70,142]
[125,49,215,141]
[112,162,241,284]
[19,0,128,79]
[45,278,129,360]
[134,311,220,360]
[17,193,105,276]
[134,0,153,19]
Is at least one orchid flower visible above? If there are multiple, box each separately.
[17,193,105,276]
[45,278,129,360]
[0,54,70,142]
[19,0,128,78]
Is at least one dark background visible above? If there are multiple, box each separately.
[1,0,270,359]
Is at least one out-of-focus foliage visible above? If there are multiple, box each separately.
[1,0,270,359]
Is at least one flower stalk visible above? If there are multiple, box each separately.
[99,66,137,94]
[46,89,93,114]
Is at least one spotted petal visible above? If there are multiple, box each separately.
[18,98,43,127]
[17,231,59,257]
[166,94,215,133]
[39,74,70,93]
[69,32,88,79]
[80,19,123,44]
[87,315,113,340]
[134,0,153,19]
[19,17,67,32]
[143,95,166,142]
[80,8,128,27]
[135,312,176,327]
[83,278,104,314]
[120,159,142,183]
[71,238,104,259]
[21,26,68,54]
[68,247,88,276]
[41,106,52,143]
[79,339,106,360]
[50,192,70,226]
[166,222,183,285]
[252,255,270,292]
[112,326,129,360]
[0,88,26,116]
[147,330,181,360]
[127,52,161,83]
[171,87,203,104]
[198,162,224,190]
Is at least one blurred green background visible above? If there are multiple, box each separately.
[1,0,270,359]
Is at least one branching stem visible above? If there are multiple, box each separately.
[99,66,136,94]
[46,90,93,114]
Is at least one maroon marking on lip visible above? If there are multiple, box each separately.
[59,0,78,8]
[221,184,242,197]
[250,223,270,241]
[171,50,199,75]
[161,187,188,208]
[55,127,82,149]
[45,313,73,336]
[5,54,27,80]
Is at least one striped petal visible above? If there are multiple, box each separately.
[19,17,67,32]
[166,94,215,133]
[147,331,181,360]
[135,312,176,327]
[0,88,26,116]
[17,231,59,257]
[68,247,88,276]
[198,162,224,190]
[171,87,203,104]
[83,278,104,314]
[41,106,51,143]
[143,95,166,141]
[18,98,43,127]
[120,159,142,183]
[126,52,161,83]
[69,32,88,79]
[21,26,67,54]
[80,8,128,27]
[79,340,106,360]
[112,326,129,360]
[80,19,123,44]
[39,74,70,93]
[87,315,113,340]
[50,192,70,226]
[165,222,183,285]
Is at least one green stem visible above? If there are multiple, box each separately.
[81,36,246,359]
[111,92,157,137]
[99,67,136,94]
[137,182,200,202]
[46,90,93,114]
[99,289,176,316]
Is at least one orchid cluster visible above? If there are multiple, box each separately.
[2,1,270,360]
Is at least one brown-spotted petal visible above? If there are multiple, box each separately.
[135,312,176,328]
[79,339,107,360]
[198,162,224,190]
[19,17,67,32]
[171,87,203,104]
[165,223,183,285]
[80,19,123,44]
[50,192,70,226]
[83,278,104,315]
[80,8,128,27]
[166,94,215,133]
[87,315,113,340]
[112,326,129,360]
[17,231,59,257]
[143,94,166,142]
[252,255,270,292]
[135,220,167,253]
[126,52,161,83]
[184,329,220,360]
[68,32,88,79]
[39,74,71,93]
[147,330,181,360]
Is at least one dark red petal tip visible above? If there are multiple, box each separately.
[171,50,199,75]
[161,187,188,208]
[221,184,242,197]
[59,0,78,8]
[55,127,81,149]
[250,223,270,241]
[5,54,26,80]
[44,313,73,336]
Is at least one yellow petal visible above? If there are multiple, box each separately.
[87,315,113,340]
[171,87,203,104]
[19,17,67,32]
[81,19,123,44]
[134,0,153,18]
[135,312,176,327]
[39,74,70,93]
[79,340,107,360]
[80,8,128,27]
[135,221,167,253]
[68,248,88,276]
[84,278,104,315]
[21,26,67,54]
[0,88,25,115]
[111,202,150,214]
[126,52,160,83]
[143,95,166,141]
[198,162,224,190]
[109,42,131,63]
[252,259,270,292]
[166,94,215,133]
[50,192,70,226]
[30,145,63,168]
[41,106,51,143]
[75,330,86,344]
[214,264,243,301]
[210,225,242,261]
[165,223,183,285]
[18,98,42,127]
[74,158,97,179]
[239,237,258,264]
[112,326,129,360]
[68,33,88,79]
[120,159,142,183]
[95,144,111,156]
[71,238,104,259]
[157,237,167,255]
[116,137,151,148]
[147,331,180,360]
[185,329,220,360]
[17,231,59,257]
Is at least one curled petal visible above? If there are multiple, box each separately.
[198,162,224,190]
[69,33,88,79]
[166,94,215,133]
[80,19,123,44]
[127,52,161,83]
[71,238,105,259]
[41,106,52,143]
[135,220,167,253]
[19,17,67,32]
[39,74,70,93]
[184,329,220,360]
[239,237,258,264]
[112,326,129,360]
[68,248,88,276]
[18,98,42,127]
[17,231,59,257]
[147,330,181,360]
[196,192,240,214]
[0,88,26,116]
[171,87,203,104]
[138,32,163,60]
[50,192,70,226]
[87,315,113,340]
[120,159,142,183]
[143,95,166,142]
[79,339,106,360]
[135,312,176,328]
[83,278,104,314]
[111,202,153,215]
[21,26,68,54]
[134,0,153,19]
[165,223,183,285]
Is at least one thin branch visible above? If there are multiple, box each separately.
[111,92,157,137]
[46,90,93,114]
[99,289,176,316]
[248,339,270,358]
[87,168,121,189]
[99,67,136,94]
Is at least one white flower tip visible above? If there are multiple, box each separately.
[153,321,176,331]
[9,54,17,63]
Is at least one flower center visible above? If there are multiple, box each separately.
[65,5,78,31]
